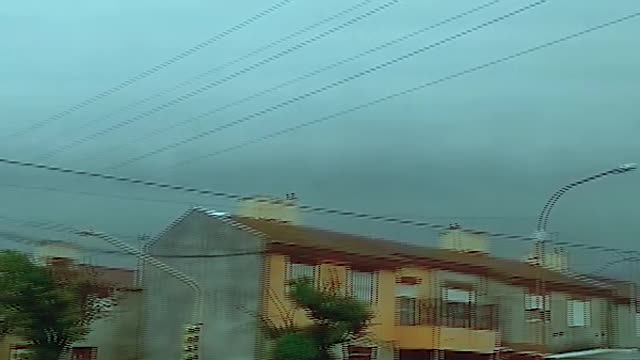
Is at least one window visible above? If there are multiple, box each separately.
[347,346,377,360]
[525,294,543,310]
[525,293,548,322]
[71,347,97,360]
[351,270,377,304]
[635,312,640,337]
[396,284,419,325]
[568,299,591,327]
[288,262,316,282]
[443,287,474,328]
[444,288,473,303]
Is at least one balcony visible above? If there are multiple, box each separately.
[398,298,498,330]
[395,299,498,353]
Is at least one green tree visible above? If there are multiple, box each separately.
[0,251,118,360]
[268,276,374,360]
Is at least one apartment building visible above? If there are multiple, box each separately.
[141,200,639,360]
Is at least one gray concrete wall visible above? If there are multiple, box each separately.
[73,290,144,360]
[610,302,640,348]
[545,293,609,353]
[142,210,264,360]
[487,281,612,353]
[486,280,530,347]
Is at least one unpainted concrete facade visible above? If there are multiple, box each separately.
[142,210,265,360]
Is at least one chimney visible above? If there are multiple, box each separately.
[237,194,301,224]
[439,223,489,254]
[526,238,569,273]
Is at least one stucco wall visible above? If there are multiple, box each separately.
[487,279,616,354]
[142,211,264,360]
[74,290,144,360]
[546,293,609,353]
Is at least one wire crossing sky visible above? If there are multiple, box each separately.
[1,156,639,259]
[2,0,296,143]
[34,0,385,161]
[103,0,549,170]
[165,10,640,169]
[3,0,639,278]
[31,0,400,162]
[72,0,506,166]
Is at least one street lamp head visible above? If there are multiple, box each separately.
[617,163,638,172]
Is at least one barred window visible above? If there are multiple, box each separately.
[397,297,418,326]
[396,283,419,325]
[288,262,316,283]
[351,270,377,304]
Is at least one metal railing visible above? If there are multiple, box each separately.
[397,298,498,330]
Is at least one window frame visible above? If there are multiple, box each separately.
[350,270,378,305]
[287,261,317,284]
[567,299,591,327]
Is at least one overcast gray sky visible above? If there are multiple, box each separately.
[1,0,639,275]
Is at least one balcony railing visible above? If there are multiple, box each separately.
[397,298,498,330]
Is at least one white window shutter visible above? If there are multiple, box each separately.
[445,288,473,303]
[396,284,418,298]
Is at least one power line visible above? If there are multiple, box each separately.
[36,0,383,161]
[0,182,533,221]
[34,0,400,161]
[0,182,231,209]
[0,225,263,259]
[104,0,549,171]
[1,157,639,257]
[69,0,505,165]
[0,213,136,242]
[167,10,640,169]
[3,0,295,143]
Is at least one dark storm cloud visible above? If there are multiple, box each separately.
[1,0,639,276]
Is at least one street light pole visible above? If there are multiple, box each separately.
[77,230,203,360]
[536,163,637,234]
[532,163,637,266]
[531,163,636,357]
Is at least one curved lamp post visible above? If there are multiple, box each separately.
[530,163,636,356]
[535,163,637,241]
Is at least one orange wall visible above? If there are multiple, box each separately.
[263,254,497,354]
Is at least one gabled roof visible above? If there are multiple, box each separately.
[230,215,624,300]
[156,207,628,300]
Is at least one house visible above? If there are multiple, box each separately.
[141,199,639,360]
[0,253,143,360]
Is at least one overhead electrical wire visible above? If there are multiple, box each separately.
[1,157,639,258]
[0,225,264,259]
[0,182,231,209]
[166,10,640,169]
[73,0,505,165]
[3,0,296,143]
[36,0,385,160]
[0,182,534,221]
[0,213,136,242]
[0,212,636,278]
[33,0,400,161]
[103,0,549,171]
